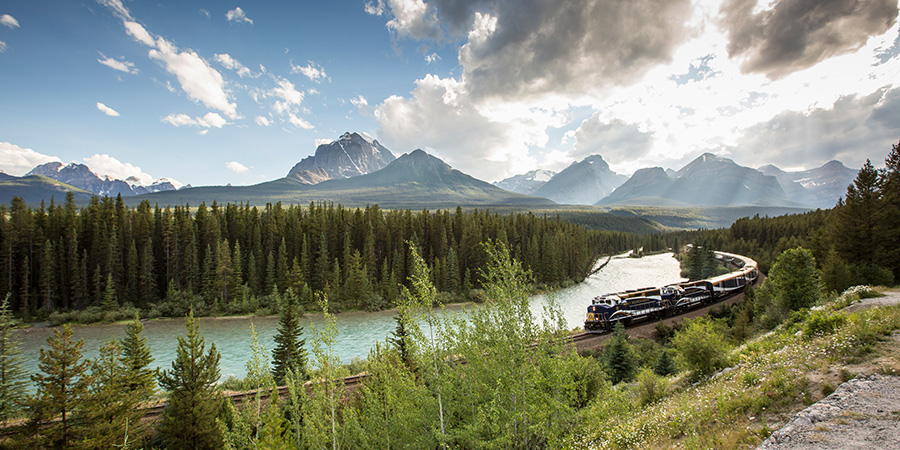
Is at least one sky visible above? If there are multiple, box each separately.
[0,0,899,187]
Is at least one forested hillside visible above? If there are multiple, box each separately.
[0,197,661,321]
[686,141,900,291]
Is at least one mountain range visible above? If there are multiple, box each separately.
[0,133,859,213]
[26,162,179,197]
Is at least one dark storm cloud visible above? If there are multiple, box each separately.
[458,0,693,100]
[737,86,900,169]
[380,0,693,101]
[720,0,899,78]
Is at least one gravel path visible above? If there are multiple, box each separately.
[757,374,900,449]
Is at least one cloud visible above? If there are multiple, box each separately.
[720,0,900,79]
[272,78,304,109]
[290,61,328,82]
[425,52,441,64]
[161,112,228,129]
[0,142,61,176]
[199,9,210,18]
[365,1,386,16]
[0,14,19,28]
[215,53,252,77]
[375,74,557,181]
[96,102,121,117]
[148,41,237,118]
[225,161,249,173]
[289,114,314,129]
[734,85,900,169]
[99,1,238,118]
[97,0,132,20]
[0,41,6,53]
[255,116,271,126]
[123,21,154,46]
[384,0,442,40]
[572,116,653,164]
[315,138,334,147]
[350,95,371,115]
[226,7,253,24]
[98,55,138,74]
[84,153,153,184]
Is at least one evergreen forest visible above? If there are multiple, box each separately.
[0,199,670,323]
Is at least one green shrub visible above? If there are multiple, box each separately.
[672,317,732,380]
[634,367,669,406]
[802,310,845,338]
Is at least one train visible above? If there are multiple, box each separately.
[584,251,759,333]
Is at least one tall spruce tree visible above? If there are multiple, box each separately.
[30,324,91,448]
[121,315,155,401]
[271,289,308,385]
[603,321,637,384]
[0,294,27,423]
[157,310,224,450]
[80,339,144,448]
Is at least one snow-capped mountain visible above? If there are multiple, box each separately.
[26,162,179,197]
[287,132,396,184]
[493,169,557,195]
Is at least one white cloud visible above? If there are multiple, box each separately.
[315,138,334,147]
[350,95,370,115]
[226,161,249,173]
[84,153,154,184]
[98,55,138,74]
[199,9,210,18]
[289,114,314,129]
[215,53,253,77]
[226,7,253,25]
[290,61,328,82]
[97,0,132,20]
[272,78,304,106]
[0,142,61,176]
[365,0,386,16]
[96,102,121,117]
[0,41,6,53]
[161,112,227,129]
[0,14,19,29]
[148,43,238,118]
[384,0,442,40]
[99,1,238,118]
[425,52,441,64]
[375,74,554,181]
[255,116,271,126]
[123,21,154,46]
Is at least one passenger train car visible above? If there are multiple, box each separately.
[584,251,758,332]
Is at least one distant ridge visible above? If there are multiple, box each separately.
[533,155,627,205]
[127,148,553,208]
[494,169,557,195]
[27,162,178,197]
[599,153,790,207]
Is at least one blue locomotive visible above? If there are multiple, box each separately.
[584,251,758,332]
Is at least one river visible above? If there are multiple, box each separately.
[14,252,684,384]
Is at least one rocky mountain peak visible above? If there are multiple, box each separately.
[287,132,396,184]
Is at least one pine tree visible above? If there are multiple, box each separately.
[101,273,118,312]
[271,289,308,385]
[157,311,224,450]
[603,322,637,384]
[80,339,143,448]
[0,294,27,422]
[653,350,677,377]
[121,316,155,402]
[30,324,91,448]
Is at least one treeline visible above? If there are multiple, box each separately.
[683,141,900,292]
[0,198,666,321]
